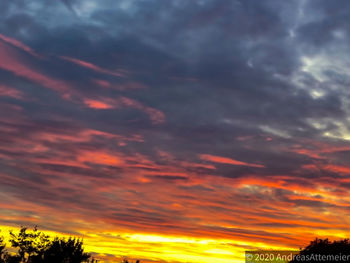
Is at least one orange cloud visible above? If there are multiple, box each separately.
[83,98,114,109]
[78,151,121,166]
[199,154,264,168]
[83,96,165,124]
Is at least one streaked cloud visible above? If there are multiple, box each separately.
[199,154,264,168]
[61,56,126,77]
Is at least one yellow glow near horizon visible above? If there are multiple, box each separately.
[0,225,295,263]
[81,232,298,263]
[1,225,348,263]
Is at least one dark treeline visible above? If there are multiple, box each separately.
[290,238,350,263]
[0,226,139,263]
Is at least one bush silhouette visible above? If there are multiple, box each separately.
[290,238,350,263]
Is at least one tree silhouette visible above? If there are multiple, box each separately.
[0,226,138,263]
[42,237,91,263]
[0,233,7,263]
[290,238,350,263]
[9,226,50,262]
[5,226,95,263]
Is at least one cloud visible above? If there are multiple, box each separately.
[60,56,126,77]
[60,0,78,16]
[83,98,114,109]
[0,40,73,98]
[0,34,40,57]
[199,154,265,168]
[83,96,165,124]
[0,85,23,99]
[1,1,350,262]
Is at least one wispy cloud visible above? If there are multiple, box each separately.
[60,56,126,78]
[0,34,40,57]
[199,154,265,168]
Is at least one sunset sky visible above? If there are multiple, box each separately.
[1,0,350,262]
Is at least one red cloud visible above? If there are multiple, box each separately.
[0,34,40,57]
[60,56,126,77]
[0,41,73,98]
[118,96,165,124]
[321,164,350,175]
[199,154,264,168]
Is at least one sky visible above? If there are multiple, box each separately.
[1,0,350,262]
